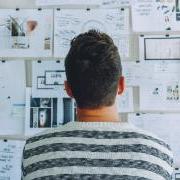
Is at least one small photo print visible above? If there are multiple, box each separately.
[38,108,51,128]
[30,97,57,128]
[0,16,30,49]
[40,98,51,107]
[44,37,51,50]
[176,0,180,12]
[11,17,38,49]
[176,0,180,20]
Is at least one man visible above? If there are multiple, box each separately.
[22,30,173,180]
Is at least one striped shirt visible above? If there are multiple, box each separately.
[22,122,174,180]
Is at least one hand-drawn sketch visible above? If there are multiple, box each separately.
[81,20,106,32]
[139,35,180,61]
[132,0,179,32]
[101,0,130,7]
[140,81,180,111]
[54,9,130,58]
[32,60,67,98]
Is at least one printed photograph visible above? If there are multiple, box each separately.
[30,97,57,128]
[0,16,38,49]
[176,0,180,20]
[176,0,180,12]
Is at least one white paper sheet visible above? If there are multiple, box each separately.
[153,61,180,81]
[139,60,180,111]
[122,61,142,86]
[122,61,161,86]
[26,88,75,136]
[132,0,180,32]
[115,35,130,58]
[128,113,180,167]
[174,168,180,179]
[0,9,53,57]
[54,9,130,58]
[45,71,66,85]
[36,0,101,6]
[122,60,180,88]
[101,0,130,8]
[139,35,180,61]
[0,140,25,180]
[140,80,180,111]
[32,60,68,98]
[0,60,25,135]
[117,87,134,113]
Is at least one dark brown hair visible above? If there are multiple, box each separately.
[65,30,122,108]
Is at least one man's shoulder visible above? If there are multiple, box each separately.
[22,122,174,180]
[129,125,173,153]
[25,123,70,145]
[24,122,172,152]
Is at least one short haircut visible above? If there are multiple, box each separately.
[65,30,122,108]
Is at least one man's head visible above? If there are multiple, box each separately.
[65,30,124,109]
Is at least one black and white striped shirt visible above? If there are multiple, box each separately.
[22,122,174,180]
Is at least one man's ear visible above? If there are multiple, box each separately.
[64,81,74,98]
[118,76,125,95]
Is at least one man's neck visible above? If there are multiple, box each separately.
[77,104,120,122]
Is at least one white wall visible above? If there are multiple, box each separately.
[0,0,36,8]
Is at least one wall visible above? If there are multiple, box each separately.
[0,0,140,140]
[0,0,36,8]
[2,0,173,140]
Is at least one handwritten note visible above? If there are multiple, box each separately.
[0,140,25,180]
[54,9,130,58]
[102,0,130,8]
[36,0,101,6]
[132,0,179,32]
